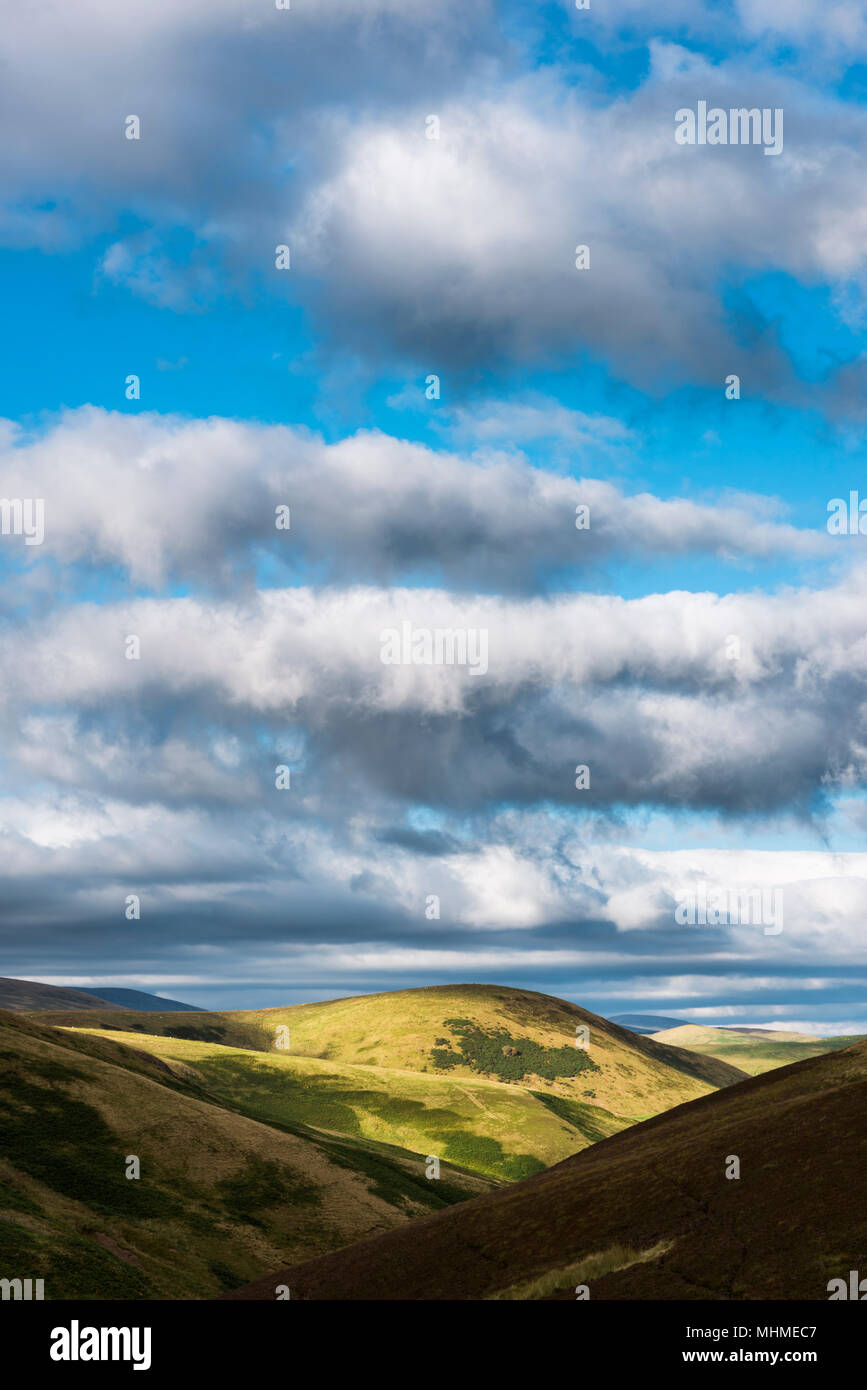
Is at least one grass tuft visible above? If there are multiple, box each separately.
[488,1241,672,1300]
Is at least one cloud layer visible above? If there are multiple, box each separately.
[0,407,828,589]
[3,5,867,1027]
[4,9,867,398]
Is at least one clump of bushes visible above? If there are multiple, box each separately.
[429,1019,598,1082]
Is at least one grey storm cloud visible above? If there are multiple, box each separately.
[3,781,867,1020]
[2,575,867,821]
[0,407,828,590]
[0,0,497,242]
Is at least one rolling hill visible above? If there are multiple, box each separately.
[63,1026,631,1181]
[34,984,747,1126]
[649,1023,866,1077]
[0,977,133,1012]
[224,1038,867,1301]
[611,1013,692,1034]
[0,1010,493,1299]
[0,977,200,1013]
[72,987,202,1012]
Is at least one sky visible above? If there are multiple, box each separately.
[2,0,867,1030]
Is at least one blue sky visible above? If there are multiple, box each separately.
[3,0,867,1031]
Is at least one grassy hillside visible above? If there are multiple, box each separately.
[66,1028,629,1181]
[0,1010,493,1299]
[34,984,747,1122]
[225,1040,867,1301]
[650,1023,866,1076]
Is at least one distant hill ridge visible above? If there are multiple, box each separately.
[0,976,201,1013]
[79,987,202,1012]
[611,1013,692,1034]
[648,1022,865,1077]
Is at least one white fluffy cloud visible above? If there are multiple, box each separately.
[2,9,867,389]
[288,57,867,388]
[0,407,826,587]
[0,0,494,256]
[0,571,865,821]
[736,0,867,51]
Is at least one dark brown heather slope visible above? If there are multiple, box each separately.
[224,1040,867,1301]
[601,1020,748,1093]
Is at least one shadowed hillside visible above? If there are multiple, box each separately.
[223,1040,867,1301]
[0,1010,493,1299]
